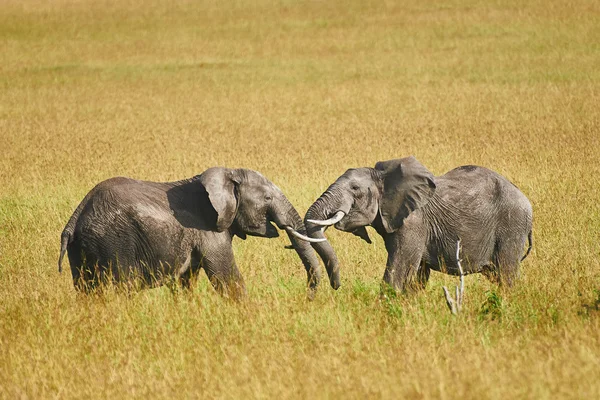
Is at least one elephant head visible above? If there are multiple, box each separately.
[304,157,436,290]
[200,167,325,296]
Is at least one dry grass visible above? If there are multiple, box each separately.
[1,0,600,398]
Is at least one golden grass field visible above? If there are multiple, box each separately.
[1,0,600,398]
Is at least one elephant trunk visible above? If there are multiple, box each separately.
[304,188,348,290]
[270,194,322,299]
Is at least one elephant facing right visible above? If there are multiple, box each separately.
[304,156,533,294]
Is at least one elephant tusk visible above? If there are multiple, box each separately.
[284,227,327,243]
[306,210,345,226]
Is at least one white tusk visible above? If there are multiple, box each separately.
[284,227,327,243]
[306,211,345,226]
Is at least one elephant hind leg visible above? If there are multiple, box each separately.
[178,251,202,290]
[481,263,500,285]
[491,239,523,288]
[68,244,100,293]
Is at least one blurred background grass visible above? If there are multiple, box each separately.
[1,0,599,398]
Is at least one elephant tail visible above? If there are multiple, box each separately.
[520,230,533,262]
[58,231,71,273]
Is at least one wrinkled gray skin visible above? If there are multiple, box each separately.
[305,156,533,293]
[58,168,321,299]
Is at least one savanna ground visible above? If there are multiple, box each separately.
[1,0,600,398]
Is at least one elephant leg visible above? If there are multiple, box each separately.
[68,255,85,291]
[179,269,193,290]
[68,244,100,292]
[204,263,246,300]
[481,263,500,285]
[382,232,425,294]
[72,265,94,292]
[415,261,431,290]
[178,251,202,290]
[492,238,523,288]
[382,256,423,294]
[201,247,247,300]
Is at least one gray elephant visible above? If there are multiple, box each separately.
[304,156,533,294]
[58,167,325,298]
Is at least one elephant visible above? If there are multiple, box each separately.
[304,156,533,294]
[58,167,325,298]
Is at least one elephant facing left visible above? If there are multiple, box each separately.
[58,167,325,299]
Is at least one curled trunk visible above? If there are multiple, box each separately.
[270,194,322,299]
[304,195,342,290]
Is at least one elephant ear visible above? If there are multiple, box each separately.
[375,156,436,233]
[199,167,240,232]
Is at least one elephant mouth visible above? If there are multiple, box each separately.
[333,214,368,234]
[265,221,280,238]
[334,221,347,231]
[246,221,280,238]
[334,219,358,232]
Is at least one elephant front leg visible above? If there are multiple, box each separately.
[416,261,431,290]
[201,246,247,300]
[381,233,425,295]
[382,260,423,295]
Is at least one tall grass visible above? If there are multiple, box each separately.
[1,0,599,398]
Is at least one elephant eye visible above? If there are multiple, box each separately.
[265,195,273,201]
[351,184,360,191]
